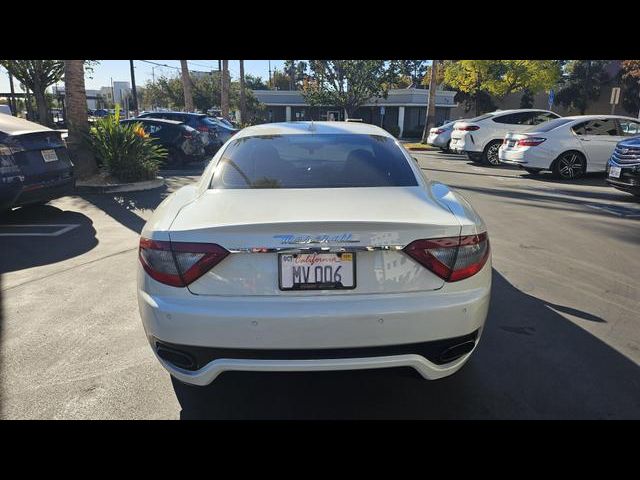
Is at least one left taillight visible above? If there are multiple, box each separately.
[139,238,229,287]
[403,232,490,282]
[516,137,546,147]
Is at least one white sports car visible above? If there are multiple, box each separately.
[499,115,640,179]
[137,121,492,385]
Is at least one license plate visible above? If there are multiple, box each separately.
[609,166,621,178]
[279,252,355,290]
[41,149,58,163]
[507,140,516,148]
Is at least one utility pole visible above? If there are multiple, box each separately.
[129,60,138,116]
[269,60,272,89]
[180,60,194,112]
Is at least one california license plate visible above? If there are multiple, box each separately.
[279,252,355,290]
[609,166,621,178]
[41,149,58,163]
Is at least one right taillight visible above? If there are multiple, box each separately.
[457,125,480,131]
[403,232,490,282]
[434,128,446,134]
[139,238,229,287]
[516,137,546,147]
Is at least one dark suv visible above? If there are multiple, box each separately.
[606,136,640,198]
[120,118,205,168]
[136,112,223,154]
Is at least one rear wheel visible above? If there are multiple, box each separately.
[482,140,503,166]
[553,151,586,180]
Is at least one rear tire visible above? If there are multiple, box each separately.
[482,140,503,166]
[553,151,586,180]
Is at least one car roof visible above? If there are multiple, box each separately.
[124,118,184,126]
[0,113,53,135]
[235,121,394,140]
[141,111,206,117]
[560,114,640,122]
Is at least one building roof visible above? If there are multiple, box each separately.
[236,121,394,139]
[252,88,457,108]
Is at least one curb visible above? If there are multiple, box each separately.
[75,176,166,194]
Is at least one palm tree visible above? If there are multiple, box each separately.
[63,60,97,178]
[180,60,194,112]
[421,60,439,143]
[221,60,230,118]
[239,60,246,124]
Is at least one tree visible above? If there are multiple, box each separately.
[283,60,309,90]
[244,74,269,90]
[555,60,611,114]
[271,69,291,90]
[221,60,229,117]
[239,60,246,124]
[620,60,640,116]
[393,60,428,87]
[421,60,439,142]
[443,60,499,116]
[302,60,398,119]
[0,60,64,126]
[64,60,97,178]
[180,60,194,112]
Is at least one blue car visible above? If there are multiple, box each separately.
[606,136,640,198]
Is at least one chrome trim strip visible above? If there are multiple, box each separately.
[227,245,406,254]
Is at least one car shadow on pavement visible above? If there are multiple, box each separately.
[80,186,170,235]
[0,205,98,274]
[170,269,640,419]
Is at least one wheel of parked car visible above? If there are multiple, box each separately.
[166,147,187,168]
[553,151,586,180]
[482,140,503,166]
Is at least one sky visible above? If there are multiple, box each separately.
[0,60,287,93]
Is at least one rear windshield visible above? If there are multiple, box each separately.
[468,113,494,122]
[530,118,573,132]
[210,134,418,189]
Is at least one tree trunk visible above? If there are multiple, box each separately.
[180,60,194,112]
[64,60,98,179]
[289,60,295,90]
[32,77,52,127]
[221,60,230,118]
[239,60,246,124]
[421,60,439,143]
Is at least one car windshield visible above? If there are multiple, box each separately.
[529,118,573,132]
[210,133,419,189]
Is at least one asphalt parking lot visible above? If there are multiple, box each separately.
[1,152,639,419]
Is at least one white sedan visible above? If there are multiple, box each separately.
[137,121,491,385]
[426,119,469,152]
[499,115,640,179]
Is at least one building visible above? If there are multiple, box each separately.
[50,85,100,109]
[252,88,458,139]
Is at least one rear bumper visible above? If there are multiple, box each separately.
[138,261,492,384]
[450,134,481,154]
[498,146,553,169]
[427,134,449,148]
[13,176,75,207]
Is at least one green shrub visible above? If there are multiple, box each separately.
[87,107,167,183]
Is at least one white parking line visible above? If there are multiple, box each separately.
[0,224,81,237]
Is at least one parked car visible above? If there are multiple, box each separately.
[137,121,491,385]
[498,115,640,180]
[207,116,239,143]
[0,113,75,212]
[120,118,206,168]
[136,111,225,154]
[606,136,640,197]
[93,109,109,118]
[426,119,470,153]
[450,109,561,165]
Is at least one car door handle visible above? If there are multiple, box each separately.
[579,138,590,141]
